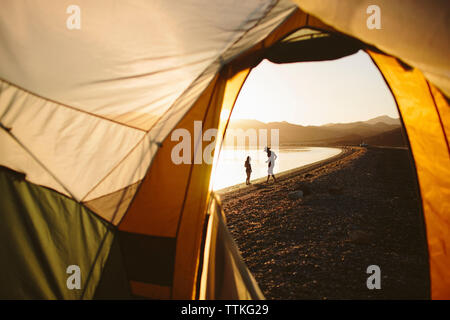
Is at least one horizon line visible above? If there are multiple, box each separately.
[229,114,400,127]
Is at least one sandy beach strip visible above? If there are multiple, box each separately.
[217,146,429,299]
[215,146,350,195]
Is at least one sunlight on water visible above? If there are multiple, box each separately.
[212,147,341,190]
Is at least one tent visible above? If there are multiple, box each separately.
[0,0,448,299]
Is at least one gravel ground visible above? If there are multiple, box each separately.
[217,147,430,300]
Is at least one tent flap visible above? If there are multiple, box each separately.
[369,50,450,299]
[199,194,265,300]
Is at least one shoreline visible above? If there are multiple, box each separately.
[217,146,429,299]
[215,146,352,196]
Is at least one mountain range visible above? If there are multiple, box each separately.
[225,115,407,147]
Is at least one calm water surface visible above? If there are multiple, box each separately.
[212,147,341,190]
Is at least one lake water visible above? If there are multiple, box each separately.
[212,147,341,190]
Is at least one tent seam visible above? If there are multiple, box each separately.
[80,227,114,299]
[0,126,77,199]
[143,0,283,138]
[171,71,221,300]
[80,134,148,202]
[426,80,450,159]
[0,78,146,132]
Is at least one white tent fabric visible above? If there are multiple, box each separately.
[0,80,145,201]
[0,0,296,209]
[0,0,450,205]
[0,1,273,130]
[294,0,450,97]
[1,0,447,214]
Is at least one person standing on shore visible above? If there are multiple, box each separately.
[244,156,252,185]
[265,147,277,183]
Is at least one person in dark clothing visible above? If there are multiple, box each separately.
[244,156,252,185]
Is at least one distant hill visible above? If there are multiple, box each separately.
[364,115,401,126]
[324,115,400,126]
[365,127,407,147]
[225,115,404,147]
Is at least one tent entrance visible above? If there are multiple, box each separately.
[206,44,431,299]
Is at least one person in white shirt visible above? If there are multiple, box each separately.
[265,147,277,183]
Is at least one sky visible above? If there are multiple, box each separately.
[230,50,399,126]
